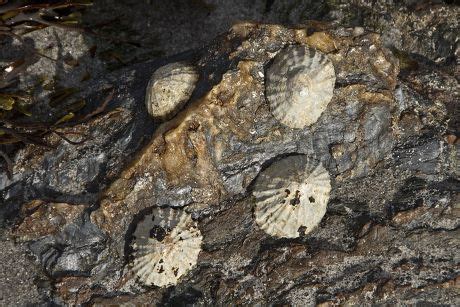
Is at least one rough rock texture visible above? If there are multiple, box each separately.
[329,0,459,64]
[0,2,459,306]
[0,236,50,306]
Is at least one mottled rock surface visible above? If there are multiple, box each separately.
[0,1,459,306]
[0,236,49,306]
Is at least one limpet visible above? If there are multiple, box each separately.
[145,62,199,120]
[129,207,202,287]
[252,155,331,238]
[265,45,335,128]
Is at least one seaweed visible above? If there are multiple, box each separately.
[0,0,118,179]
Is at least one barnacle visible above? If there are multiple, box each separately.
[265,45,335,128]
[129,207,202,287]
[145,62,199,121]
[252,155,331,238]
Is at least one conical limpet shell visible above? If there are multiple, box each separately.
[266,45,336,128]
[145,62,199,120]
[129,207,202,287]
[252,155,331,238]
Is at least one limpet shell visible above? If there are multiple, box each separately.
[252,155,331,238]
[130,207,202,287]
[266,45,335,128]
[145,62,199,120]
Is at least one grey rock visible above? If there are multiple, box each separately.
[0,236,50,306]
[29,217,107,277]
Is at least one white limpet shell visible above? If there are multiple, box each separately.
[130,207,202,287]
[253,155,331,238]
[265,45,336,128]
[145,62,199,120]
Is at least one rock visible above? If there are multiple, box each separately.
[0,237,50,306]
[12,200,86,241]
[84,22,459,305]
[0,59,159,225]
[0,14,458,307]
[28,215,107,278]
[328,1,459,64]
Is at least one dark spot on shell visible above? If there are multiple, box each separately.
[309,196,315,203]
[298,226,307,237]
[173,267,179,276]
[290,190,301,206]
[158,265,164,273]
[150,225,167,242]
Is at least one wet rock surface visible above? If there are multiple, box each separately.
[0,1,459,306]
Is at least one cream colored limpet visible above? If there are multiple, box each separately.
[252,155,331,238]
[265,45,336,128]
[130,207,202,287]
[145,62,199,120]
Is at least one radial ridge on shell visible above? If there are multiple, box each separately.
[129,207,202,287]
[145,62,199,120]
[265,45,336,128]
[252,155,331,238]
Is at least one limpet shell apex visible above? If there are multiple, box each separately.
[252,155,331,238]
[129,207,202,287]
[266,45,336,128]
[145,62,199,120]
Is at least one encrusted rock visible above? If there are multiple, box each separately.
[0,18,457,306]
[12,200,85,241]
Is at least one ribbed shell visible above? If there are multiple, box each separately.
[145,62,199,120]
[266,45,335,128]
[253,155,331,238]
[130,207,202,287]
